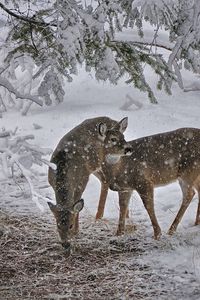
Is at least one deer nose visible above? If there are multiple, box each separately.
[124,145,133,155]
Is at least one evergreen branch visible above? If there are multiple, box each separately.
[0,2,56,27]
[29,23,39,53]
[128,40,173,52]
[109,40,158,103]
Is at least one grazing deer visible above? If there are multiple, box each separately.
[95,128,200,240]
[48,116,132,253]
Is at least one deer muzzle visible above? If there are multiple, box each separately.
[61,241,71,256]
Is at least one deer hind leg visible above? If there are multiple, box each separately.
[95,183,109,219]
[117,190,132,235]
[168,179,195,235]
[137,183,161,240]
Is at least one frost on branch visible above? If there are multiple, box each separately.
[38,69,65,106]
[1,0,200,105]
[130,0,200,89]
[95,47,120,84]
[0,129,53,210]
[0,0,176,107]
[0,75,43,106]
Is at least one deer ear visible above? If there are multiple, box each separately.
[73,199,84,213]
[47,202,58,216]
[118,117,128,133]
[98,123,107,138]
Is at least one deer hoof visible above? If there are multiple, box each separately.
[154,234,161,240]
[168,228,175,236]
[116,229,124,236]
[154,230,162,240]
[95,213,103,220]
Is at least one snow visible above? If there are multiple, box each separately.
[1,32,200,299]
[0,75,43,106]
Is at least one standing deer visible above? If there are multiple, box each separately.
[95,128,200,240]
[48,116,132,254]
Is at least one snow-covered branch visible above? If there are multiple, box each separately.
[131,0,200,88]
[0,0,200,107]
[0,76,43,106]
[0,129,53,210]
[0,2,56,27]
[129,40,173,52]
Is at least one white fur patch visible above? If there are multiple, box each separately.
[105,154,121,164]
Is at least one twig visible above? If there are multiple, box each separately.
[0,76,43,106]
[0,2,56,27]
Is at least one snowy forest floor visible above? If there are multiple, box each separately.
[1,175,200,300]
[1,53,200,299]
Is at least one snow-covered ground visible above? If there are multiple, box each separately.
[1,40,200,298]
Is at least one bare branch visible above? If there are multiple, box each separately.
[128,40,173,52]
[0,2,56,27]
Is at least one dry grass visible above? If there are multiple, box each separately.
[1,209,200,300]
[0,209,163,300]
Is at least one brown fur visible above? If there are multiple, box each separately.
[95,128,200,239]
[48,116,132,250]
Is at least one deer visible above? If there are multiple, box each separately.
[47,116,133,254]
[94,128,200,240]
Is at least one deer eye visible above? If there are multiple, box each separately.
[69,224,73,229]
[111,137,117,143]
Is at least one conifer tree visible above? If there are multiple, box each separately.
[0,0,199,112]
